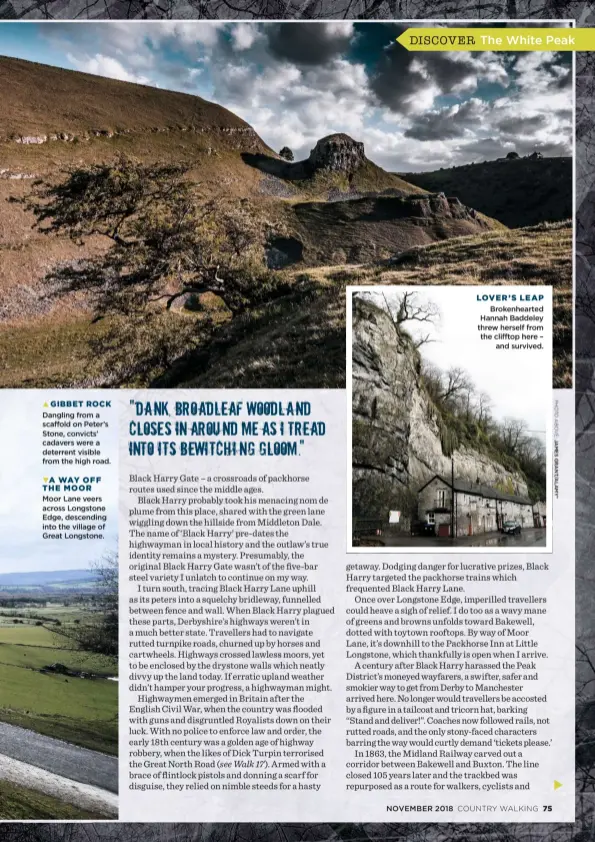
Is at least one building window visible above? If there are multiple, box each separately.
[427,512,435,525]
[436,490,446,508]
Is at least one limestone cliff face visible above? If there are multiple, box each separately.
[308,134,365,173]
[352,297,528,521]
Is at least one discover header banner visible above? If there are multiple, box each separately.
[397,28,584,50]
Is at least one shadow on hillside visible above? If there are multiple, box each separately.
[150,283,346,389]
[294,195,431,223]
[241,152,311,182]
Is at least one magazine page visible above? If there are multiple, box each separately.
[0,16,580,833]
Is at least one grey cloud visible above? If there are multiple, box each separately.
[514,52,573,94]
[554,67,573,89]
[368,36,432,114]
[158,64,201,85]
[496,114,548,135]
[405,99,487,141]
[266,22,353,66]
[370,40,507,115]
[422,53,487,92]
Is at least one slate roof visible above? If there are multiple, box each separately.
[418,474,532,506]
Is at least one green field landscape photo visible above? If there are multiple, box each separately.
[0,22,572,388]
[0,561,118,819]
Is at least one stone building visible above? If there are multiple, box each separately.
[417,475,536,537]
[532,500,547,528]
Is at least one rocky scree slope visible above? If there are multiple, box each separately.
[291,190,497,265]
[352,297,529,521]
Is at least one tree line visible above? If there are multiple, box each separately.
[421,357,546,497]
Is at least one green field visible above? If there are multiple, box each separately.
[0,624,59,645]
[0,780,111,819]
[0,640,117,675]
[0,604,118,755]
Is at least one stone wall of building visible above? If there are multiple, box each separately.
[417,477,535,537]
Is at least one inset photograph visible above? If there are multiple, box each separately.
[0,557,119,819]
[349,286,551,552]
[0,22,572,389]
[0,393,118,819]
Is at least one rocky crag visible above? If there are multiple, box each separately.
[274,133,497,264]
[352,297,529,523]
[307,133,366,173]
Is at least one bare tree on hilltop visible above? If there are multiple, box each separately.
[355,290,440,348]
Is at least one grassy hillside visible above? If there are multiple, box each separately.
[245,154,427,200]
[0,222,571,390]
[0,610,118,755]
[0,55,258,139]
[174,221,572,390]
[0,56,439,339]
[400,156,572,228]
[0,780,110,819]
[347,220,571,286]
[289,193,502,265]
[306,158,425,197]
[159,281,346,389]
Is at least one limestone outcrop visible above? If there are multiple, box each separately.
[352,297,529,522]
[308,133,365,173]
[2,125,263,149]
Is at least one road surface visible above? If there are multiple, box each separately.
[379,527,547,548]
[0,752,118,817]
[0,720,118,793]
[461,528,546,548]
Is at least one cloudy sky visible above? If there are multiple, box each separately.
[0,21,573,171]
